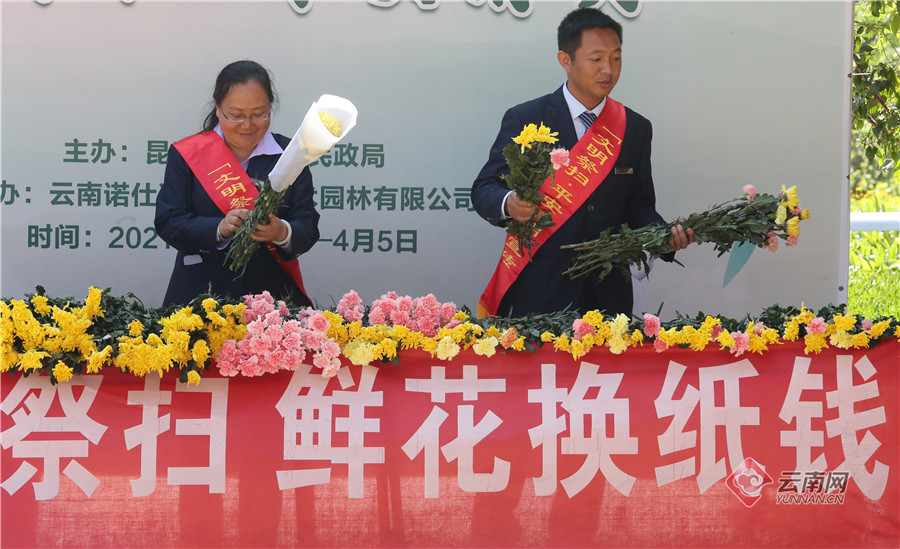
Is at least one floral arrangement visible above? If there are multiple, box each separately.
[2,287,898,385]
[502,122,570,258]
[564,184,810,281]
[226,95,358,275]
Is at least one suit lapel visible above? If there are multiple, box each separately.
[549,86,578,149]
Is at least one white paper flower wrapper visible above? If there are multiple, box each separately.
[268,94,358,191]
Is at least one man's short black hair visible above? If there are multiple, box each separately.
[557,7,623,57]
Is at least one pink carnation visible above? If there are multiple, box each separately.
[369,307,387,326]
[807,317,826,334]
[731,332,750,357]
[337,290,365,323]
[642,314,661,338]
[653,338,668,353]
[321,340,341,358]
[441,303,457,324]
[264,325,284,343]
[284,349,305,371]
[307,313,330,333]
[573,319,596,341]
[322,358,342,378]
[313,351,335,370]
[711,324,723,340]
[303,330,326,350]
[785,235,799,247]
[742,184,757,203]
[239,355,262,377]
[248,335,270,356]
[263,350,285,373]
[862,318,874,331]
[550,148,570,170]
[767,232,779,252]
[390,309,410,326]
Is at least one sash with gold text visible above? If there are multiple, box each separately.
[477,99,627,317]
[173,131,310,302]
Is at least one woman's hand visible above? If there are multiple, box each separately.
[217,208,249,239]
[251,214,289,243]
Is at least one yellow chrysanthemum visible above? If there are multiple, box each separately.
[345,338,377,366]
[781,184,799,211]
[87,345,113,374]
[53,361,74,382]
[540,331,555,343]
[786,217,800,237]
[192,340,211,366]
[535,122,559,144]
[609,337,628,355]
[800,209,811,220]
[473,336,498,357]
[20,349,49,371]
[512,123,539,152]
[187,370,201,386]
[511,122,558,153]
[318,111,343,137]
[82,286,104,319]
[869,321,890,338]
[31,294,52,316]
[804,333,828,354]
[202,298,218,313]
[831,314,855,332]
[484,326,502,339]
[850,333,870,349]
[716,330,736,349]
[783,319,801,341]
[554,334,571,352]
[829,331,853,349]
[128,320,145,337]
[582,310,604,328]
[689,330,710,352]
[775,205,787,226]
[453,310,469,322]
[570,339,586,361]
[376,338,398,361]
[512,336,526,352]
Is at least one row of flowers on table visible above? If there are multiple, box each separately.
[2,286,898,386]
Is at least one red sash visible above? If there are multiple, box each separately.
[477,99,627,317]
[172,131,310,303]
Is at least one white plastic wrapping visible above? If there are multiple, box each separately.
[268,94,358,192]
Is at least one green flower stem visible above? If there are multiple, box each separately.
[563,194,783,281]
[224,180,287,276]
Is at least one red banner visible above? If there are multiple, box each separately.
[2,341,898,548]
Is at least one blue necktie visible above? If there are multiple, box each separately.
[578,110,597,131]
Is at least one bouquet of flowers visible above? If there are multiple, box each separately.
[502,123,569,259]
[563,184,810,281]
[225,95,358,274]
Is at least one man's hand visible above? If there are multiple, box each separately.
[251,214,289,243]
[668,220,695,252]
[217,208,249,239]
[505,192,536,222]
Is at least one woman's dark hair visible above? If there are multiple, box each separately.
[202,60,278,132]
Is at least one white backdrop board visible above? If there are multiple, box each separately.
[0,0,851,319]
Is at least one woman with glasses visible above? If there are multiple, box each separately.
[154,60,320,307]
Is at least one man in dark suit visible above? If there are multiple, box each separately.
[472,7,693,317]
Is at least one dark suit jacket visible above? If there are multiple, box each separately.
[154,132,320,307]
[471,86,668,317]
